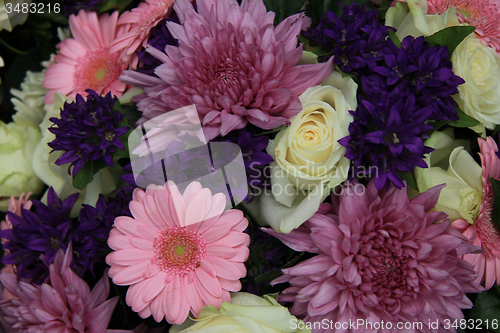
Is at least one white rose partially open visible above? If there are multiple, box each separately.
[452,35,500,132]
[260,72,356,233]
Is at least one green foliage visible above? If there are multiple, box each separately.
[490,177,500,232]
[397,170,418,191]
[468,285,500,332]
[98,0,135,13]
[263,0,304,25]
[72,159,107,190]
[388,30,401,48]
[424,26,476,60]
[449,107,481,128]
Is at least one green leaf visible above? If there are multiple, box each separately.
[448,107,480,128]
[264,292,279,301]
[114,99,142,127]
[468,286,500,332]
[490,177,500,232]
[263,0,304,25]
[397,170,418,191]
[388,30,401,48]
[378,0,393,21]
[113,128,133,159]
[424,26,476,59]
[305,0,325,27]
[72,160,107,190]
[254,269,283,284]
[430,120,448,131]
[98,0,134,13]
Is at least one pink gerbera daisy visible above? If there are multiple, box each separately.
[265,180,483,333]
[0,243,118,332]
[452,137,500,289]
[428,0,500,53]
[120,0,333,141]
[43,10,129,104]
[106,181,250,324]
[111,0,175,70]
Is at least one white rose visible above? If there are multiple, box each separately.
[0,121,44,210]
[452,34,500,132]
[260,71,356,233]
[415,130,482,223]
[170,293,311,333]
[386,0,459,39]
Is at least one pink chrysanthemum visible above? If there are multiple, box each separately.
[120,0,333,141]
[0,243,118,332]
[1,193,31,244]
[106,181,250,324]
[43,10,129,104]
[428,0,500,53]
[111,0,175,70]
[452,137,500,289]
[265,181,483,333]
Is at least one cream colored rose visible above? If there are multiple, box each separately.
[170,293,311,333]
[415,130,482,223]
[260,72,356,233]
[386,1,459,39]
[452,35,500,132]
[0,120,44,210]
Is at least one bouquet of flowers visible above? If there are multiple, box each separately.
[1,0,500,331]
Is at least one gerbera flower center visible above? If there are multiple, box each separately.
[153,228,207,275]
[76,50,122,93]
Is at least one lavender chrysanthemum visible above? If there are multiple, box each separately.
[48,90,130,178]
[0,244,118,332]
[302,3,392,73]
[265,181,483,333]
[120,0,333,141]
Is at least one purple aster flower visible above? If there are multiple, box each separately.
[0,187,131,284]
[302,3,392,73]
[0,188,78,284]
[339,81,434,189]
[223,128,274,199]
[135,11,180,77]
[61,0,103,16]
[71,191,132,275]
[242,226,293,296]
[373,36,463,121]
[48,90,130,178]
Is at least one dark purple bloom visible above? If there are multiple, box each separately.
[0,188,78,284]
[0,187,132,284]
[223,128,274,199]
[71,191,132,275]
[48,90,130,178]
[61,0,102,16]
[374,36,463,121]
[302,4,392,73]
[136,11,180,77]
[339,82,434,189]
